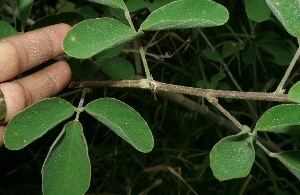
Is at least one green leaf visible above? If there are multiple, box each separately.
[99,57,135,80]
[11,0,34,24]
[255,32,293,66]
[140,0,229,31]
[146,0,176,12]
[68,58,81,81]
[255,104,300,135]
[63,18,142,59]
[126,0,147,12]
[210,134,255,181]
[241,44,256,64]
[85,98,154,153]
[210,73,226,89]
[288,81,300,103]
[196,80,209,88]
[77,5,99,19]
[4,98,75,150]
[245,0,271,22]
[94,44,124,62]
[0,21,18,39]
[87,0,127,11]
[1,17,14,24]
[222,42,241,58]
[256,41,293,66]
[80,59,98,81]
[29,12,85,31]
[265,0,300,37]
[42,121,91,195]
[109,7,130,26]
[272,151,300,180]
[55,1,76,12]
[202,48,222,62]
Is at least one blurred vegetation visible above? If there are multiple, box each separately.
[1,0,300,194]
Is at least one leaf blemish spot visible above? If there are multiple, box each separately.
[70,35,76,42]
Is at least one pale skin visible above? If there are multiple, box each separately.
[0,23,72,147]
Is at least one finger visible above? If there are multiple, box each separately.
[0,126,4,147]
[0,23,71,82]
[0,61,71,123]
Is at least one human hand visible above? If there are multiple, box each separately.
[0,23,72,147]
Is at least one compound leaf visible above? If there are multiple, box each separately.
[210,134,255,181]
[288,81,300,103]
[63,18,142,59]
[140,0,229,31]
[265,0,300,37]
[87,0,127,11]
[255,104,300,135]
[42,121,91,195]
[85,98,154,153]
[272,151,300,180]
[4,98,75,150]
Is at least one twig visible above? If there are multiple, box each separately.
[206,96,243,130]
[124,10,153,81]
[69,79,290,102]
[75,88,88,121]
[276,44,300,93]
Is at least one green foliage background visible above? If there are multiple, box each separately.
[1,0,300,194]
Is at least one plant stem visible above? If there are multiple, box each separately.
[276,43,300,93]
[75,88,87,121]
[124,10,153,81]
[133,40,143,76]
[256,140,276,157]
[139,45,153,81]
[124,10,135,30]
[206,96,243,130]
[69,79,290,102]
